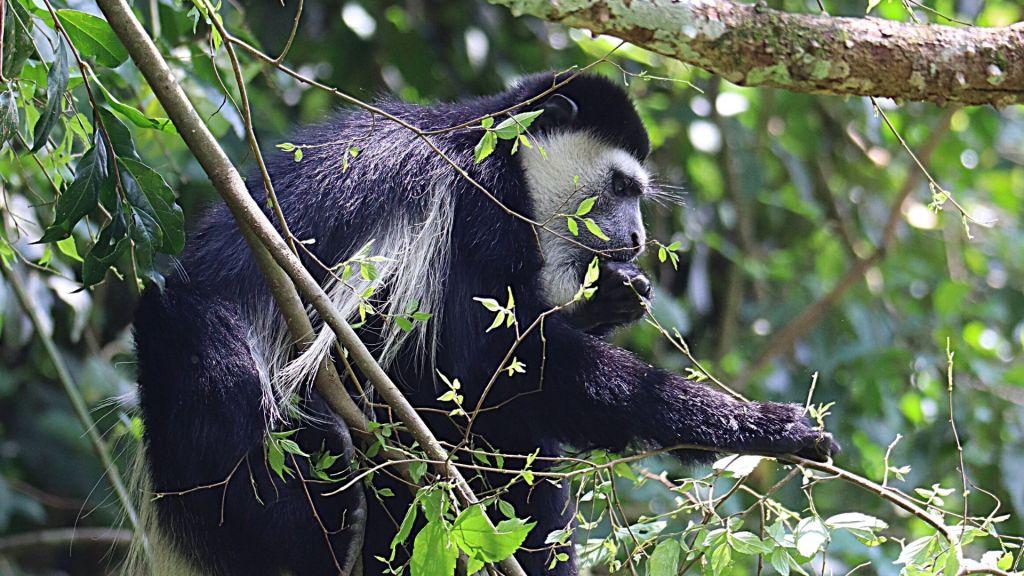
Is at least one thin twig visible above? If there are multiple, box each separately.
[0,264,142,534]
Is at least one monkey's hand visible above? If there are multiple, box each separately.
[738,403,840,462]
[670,402,839,464]
[566,261,652,335]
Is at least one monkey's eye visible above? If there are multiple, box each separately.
[611,172,639,197]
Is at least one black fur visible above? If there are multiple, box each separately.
[133,72,836,576]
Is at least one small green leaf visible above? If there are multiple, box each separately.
[487,311,505,332]
[408,461,428,484]
[492,110,543,140]
[575,196,596,216]
[566,216,579,236]
[583,218,610,241]
[474,131,497,164]
[395,316,414,332]
[583,257,600,287]
[56,236,82,262]
[473,297,503,312]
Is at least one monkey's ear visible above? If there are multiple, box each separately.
[535,94,578,127]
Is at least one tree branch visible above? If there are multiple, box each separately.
[491,0,1024,106]
[0,528,132,557]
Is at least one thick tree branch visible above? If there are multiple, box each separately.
[491,0,1024,106]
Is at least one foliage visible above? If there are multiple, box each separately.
[0,0,1022,575]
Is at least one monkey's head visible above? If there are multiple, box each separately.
[513,74,654,308]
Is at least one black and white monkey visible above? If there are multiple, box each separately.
[132,73,838,575]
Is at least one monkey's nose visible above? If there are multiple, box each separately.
[629,274,652,299]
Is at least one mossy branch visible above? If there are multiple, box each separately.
[491,0,1024,106]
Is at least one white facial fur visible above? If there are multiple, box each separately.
[520,131,651,307]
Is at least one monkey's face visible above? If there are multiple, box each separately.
[520,129,652,308]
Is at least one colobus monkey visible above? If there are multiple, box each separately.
[132,72,838,576]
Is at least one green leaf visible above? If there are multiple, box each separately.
[0,88,19,145]
[795,517,828,558]
[943,545,961,576]
[395,316,414,332]
[492,110,543,140]
[81,212,128,286]
[119,158,185,253]
[452,506,534,567]
[410,520,457,576]
[266,436,290,481]
[96,79,176,133]
[575,196,596,216]
[583,257,600,287]
[486,311,505,332]
[825,512,888,532]
[473,297,503,312]
[31,38,69,152]
[56,236,82,262]
[866,0,882,13]
[497,499,516,520]
[769,548,791,576]
[647,539,681,575]
[2,0,34,79]
[98,107,138,158]
[391,498,420,557]
[55,10,128,68]
[38,145,107,242]
[408,461,428,484]
[277,438,309,457]
[566,216,578,236]
[728,531,771,555]
[474,130,497,163]
[583,218,610,241]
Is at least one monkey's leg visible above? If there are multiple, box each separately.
[135,290,365,575]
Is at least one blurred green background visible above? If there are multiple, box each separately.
[0,0,1021,574]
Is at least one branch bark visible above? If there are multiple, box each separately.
[0,528,132,557]
[491,0,1024,106]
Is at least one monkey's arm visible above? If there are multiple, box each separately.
[509,320,838,462]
